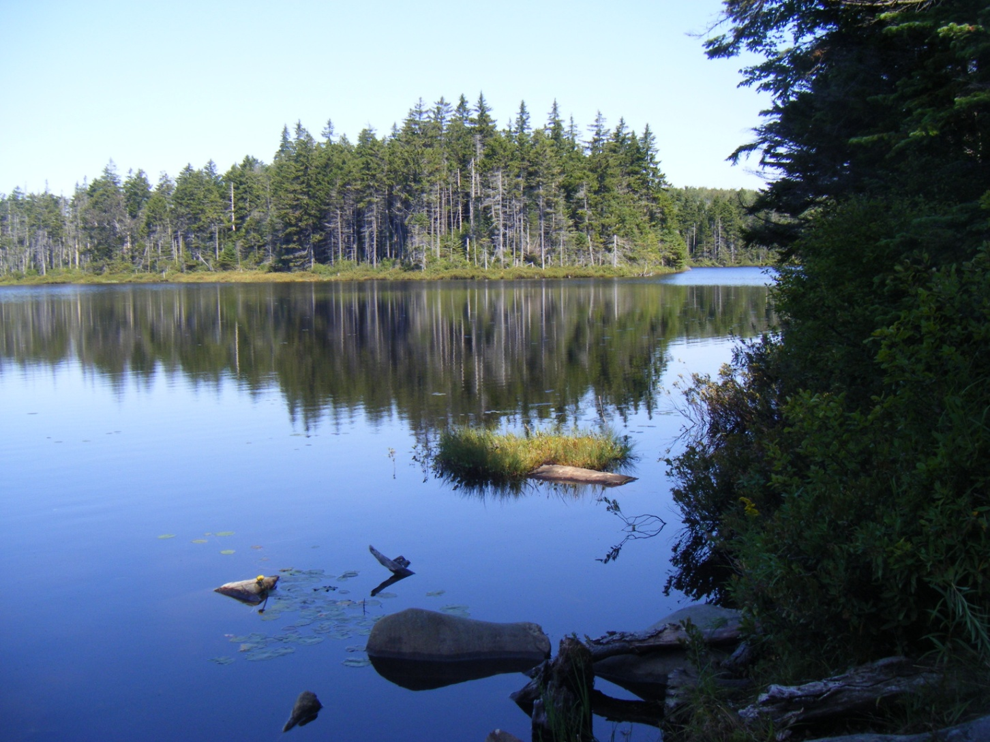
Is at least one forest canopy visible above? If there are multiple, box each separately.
[0,96,767,278]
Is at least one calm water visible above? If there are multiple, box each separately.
[0,267,774,742]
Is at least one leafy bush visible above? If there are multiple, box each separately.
[669,247,990,668]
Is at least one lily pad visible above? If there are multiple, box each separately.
[191,539,208,544]
[219,550,235,555]
[216,531,235,537]
[426,590,446,597]
[157,534,176,540]
[342,658,371,668]
[376,592,397,599]
[244,645,296,661]
[440,604,471,617]
[209,656,235,665]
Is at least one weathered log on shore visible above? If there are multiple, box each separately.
[528,465,636,487]
[738,657,940,729]
[587,619,743,663]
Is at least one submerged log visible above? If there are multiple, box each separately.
[369,544,414,577]
[528,465,636,487]
[214,575,279,606]
[739,657,940,729]
[282,690,322,732]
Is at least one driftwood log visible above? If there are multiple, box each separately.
[586,620,743,663]
[369,545,415,596]
[738,657,940,729]
[528,465,636,487]
[369,545,414,576]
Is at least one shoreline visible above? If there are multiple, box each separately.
[0,262,775,287]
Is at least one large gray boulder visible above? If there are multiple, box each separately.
[368,608,550,661]
[367,608,551,690]
[593,604,742,700]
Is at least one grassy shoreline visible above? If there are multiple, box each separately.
[0,263,697,286]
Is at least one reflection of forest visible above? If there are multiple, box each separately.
[0,280,773,428]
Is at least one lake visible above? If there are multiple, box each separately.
[0,267,774,742]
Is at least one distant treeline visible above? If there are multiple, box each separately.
[0,95,768,277]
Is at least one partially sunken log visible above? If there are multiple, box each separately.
[739,657,940,729]
[214,575,279,606]
[529,464,636,487]
[369,544,414,577]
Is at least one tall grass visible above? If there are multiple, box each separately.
[435,427,632,485]
[0,263,677,286]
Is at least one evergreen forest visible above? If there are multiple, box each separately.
[667,0,990,733]
[0,97,765,279]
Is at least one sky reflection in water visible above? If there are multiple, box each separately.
[0,270,773,742]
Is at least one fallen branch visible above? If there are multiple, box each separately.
[369,544,414,577]
[739,657,940,729]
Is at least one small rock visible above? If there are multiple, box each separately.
[282,690,322,732]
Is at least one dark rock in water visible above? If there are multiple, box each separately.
[367,608,550,662]
[282,690,322,732]
[367,608,550,689]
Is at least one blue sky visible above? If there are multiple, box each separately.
[0,1,768,197]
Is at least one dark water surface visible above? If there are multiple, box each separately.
[0,268,774,742]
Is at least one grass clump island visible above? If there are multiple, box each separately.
[435,427,632,485]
